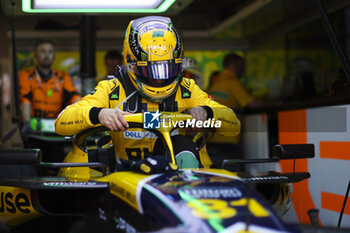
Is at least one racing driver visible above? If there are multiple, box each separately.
[55,16,240,170]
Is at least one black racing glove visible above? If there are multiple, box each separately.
[120,156,178,174]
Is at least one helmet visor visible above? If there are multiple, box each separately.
[128,59,182,87]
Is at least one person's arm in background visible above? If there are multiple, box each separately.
[21,102,31,122]
[230,78,254,108]
[230,78,283,109]
[207,75,255,109]
[18,69,36,134]
[245,99,267,108]
[62,72,81,104]
[210,78,279,109]
[208,86,232,108]
[18,70,32,122]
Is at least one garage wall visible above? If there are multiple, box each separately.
[278,105,350,227]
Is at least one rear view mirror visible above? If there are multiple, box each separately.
[273,144,315,159]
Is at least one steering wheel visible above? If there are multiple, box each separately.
[72,112,214,165]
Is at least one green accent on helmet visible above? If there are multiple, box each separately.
[141,52,148,61]
[174,50,178,58]
[152,30,164,38]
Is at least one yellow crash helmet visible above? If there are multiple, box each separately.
[123,16,184,102]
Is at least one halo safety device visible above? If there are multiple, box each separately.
[123,16,184,102]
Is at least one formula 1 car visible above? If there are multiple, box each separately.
[0,112,314,233]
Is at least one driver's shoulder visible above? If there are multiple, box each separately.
[181,77,195,89]
[98,78,126,92]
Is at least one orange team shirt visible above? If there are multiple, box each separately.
[19,67,81,118]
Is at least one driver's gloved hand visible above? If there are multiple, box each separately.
[21,121,35,135]
[120,156,178,174]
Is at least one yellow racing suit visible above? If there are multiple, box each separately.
[55,76,240,161]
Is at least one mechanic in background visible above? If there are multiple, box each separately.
[19,39,81,132]
[56,16,240,172]
[96,50,122,82]
[208,53,264,108]
[206,70,220,92]
[207,53,265,160]
[105,50,122,77]
[18,39,81,167]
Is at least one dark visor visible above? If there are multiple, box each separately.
[128,59,182,86]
